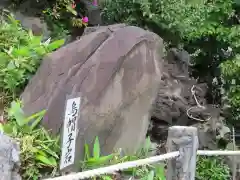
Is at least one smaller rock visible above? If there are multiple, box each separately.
[0,134,21,180]
[14,11,50,39]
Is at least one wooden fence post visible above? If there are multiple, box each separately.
[166,126,199,180]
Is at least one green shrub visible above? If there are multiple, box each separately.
[102,0,236,52]
[42,0,89,31]
[196,156,230,180]
[80,137,166,180]
[0,100,60,179]
[102,0,240,122]
[1,102,165,180]
[0,12,64,97]
[220,55,240,121]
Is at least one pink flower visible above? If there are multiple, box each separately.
[72,2,76,9]
[93,0,98,6]
[82,16,89,23]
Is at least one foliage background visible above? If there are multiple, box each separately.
[102,0,240,124]
[0,11,64,100]
[0,0,238,179]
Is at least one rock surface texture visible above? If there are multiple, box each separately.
[0,134,21,180]
[149,48,230,151]
[21,24,163,160]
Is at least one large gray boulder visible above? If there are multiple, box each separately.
[21,24,164,171]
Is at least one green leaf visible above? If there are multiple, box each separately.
[46,39,65,51]
[12,124,18,136]
[93,136,100,158]
[34,46,47,56]
[8,100,26,126]
[12,47,31,57]
[3,123,14,134]
[86,154,114,166]
[48,157,57,166]
[7,61,16,70]
[234,0,240,5]
[147,170,154,180]
[7,14,19,27]
[144,136,151,155]
[35,155,56,166]
[26,110,46,130]
[0,123,4,133]
[21,125,32,133]
[24,109,46,130]
[66,5,78,16]
[21,63,36,72]
[30,36,42,46]
[235,58,240,67]
[102,175,113,180]
[84,143,90,160]
[36,150,48,156]
[42,128,52,141]
[154,164,166,180]
[39,143,59,159]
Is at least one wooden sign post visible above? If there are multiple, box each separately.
[60,97,81,171]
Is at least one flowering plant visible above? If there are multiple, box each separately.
[43,0,98,29]
[68,0,98,27]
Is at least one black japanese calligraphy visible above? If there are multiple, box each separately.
[60,97,81,169]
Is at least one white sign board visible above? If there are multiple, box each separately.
[60,97,81,170]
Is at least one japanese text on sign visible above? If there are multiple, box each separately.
[60,97,81,170]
